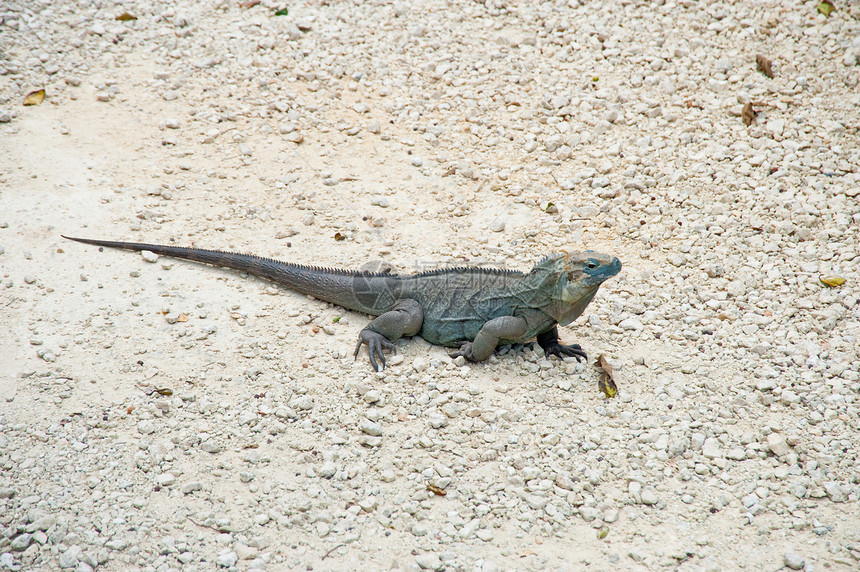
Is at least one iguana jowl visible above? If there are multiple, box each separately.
[62,236,621,370]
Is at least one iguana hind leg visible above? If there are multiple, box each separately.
[537,326,586,362]
[450,316,528,362]
[354,299,423,371]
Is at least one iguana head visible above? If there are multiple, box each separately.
[529,251,621,325]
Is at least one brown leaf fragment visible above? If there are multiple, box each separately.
[334,232,346,241]
[819,275,846,287]
[426,484,447,496]
[817,0,835,17]
[239,0,260,7]
[23,88,46,106]
[595,355,613,377]
[594,355,618,398]
[154,388,173,396]
[115,12,137,21]
[741,102,757,126]
[756,54,774,78]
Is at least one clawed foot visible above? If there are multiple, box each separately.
[354,329,397,371]
[449,341,477,362]
[543,342,587,362]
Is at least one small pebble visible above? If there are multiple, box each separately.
[216,550,238,568]
[140,250,158,263]
[9,534,32,552]
[157,473,176,487]
[766,433,791,457]
[415,553,442,570]
[181,481,203,494]
[359,420,383,436]
[488,217,505,232]
[783,552,805,570]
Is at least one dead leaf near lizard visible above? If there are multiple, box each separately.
[594,355,618,398]
[819,275,846,288]
[23,88,46,106]
[756,54,774,78]
[426,483,446,496]
[741,102,757,126]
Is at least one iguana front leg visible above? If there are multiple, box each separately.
[536,326,586,362]
[451,316,528,362]
[354,299,423,371]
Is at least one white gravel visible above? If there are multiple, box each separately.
[1,0,859,570]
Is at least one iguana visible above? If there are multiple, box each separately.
[62,236,621,370]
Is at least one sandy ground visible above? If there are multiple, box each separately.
[1,1,859,571]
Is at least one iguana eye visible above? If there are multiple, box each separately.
[586,261,598,269]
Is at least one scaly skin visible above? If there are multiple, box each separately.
[63,236,621,370]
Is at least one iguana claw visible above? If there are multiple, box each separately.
[543,342,586,362]
[449,341,477,362]
[354,329,397,371]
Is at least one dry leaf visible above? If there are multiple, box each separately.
[334,232,346,241]
[426,483,446,496]
[756,54,774,78]
[597,525,610,539]
[741,102,757,126]
[154,388,173,396]
[817,0,835,17]
[23,88,46,106]
[176,313,189,322]
[239,0,260,7]
[594,355,618,398]
[819,275,846,287]
[595,354,614,377]
[115,12,137,21]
